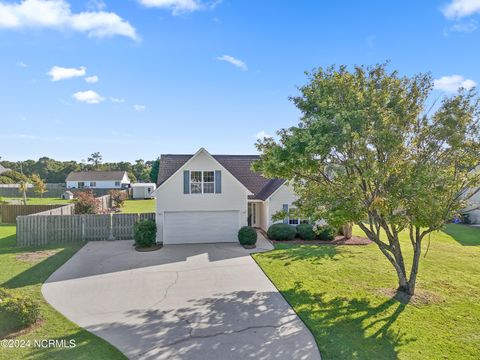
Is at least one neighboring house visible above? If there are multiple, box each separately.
[463,187,480,224]
[131,183,156,199]
[0,164,10,175]
[152,148,300,244]
[66,171,130,189]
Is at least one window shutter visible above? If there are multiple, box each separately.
[183,170,190,194]
[283,204,289,224]
[215,170,222,193]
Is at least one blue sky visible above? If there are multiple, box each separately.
[1,0,479,162]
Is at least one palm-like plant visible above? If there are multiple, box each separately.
[18,180,29,205]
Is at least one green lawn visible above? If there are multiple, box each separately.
[0,224,125,360]
[119,199,155,213]
[2,197,72,205]
[253,224,480,360]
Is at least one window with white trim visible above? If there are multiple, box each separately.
[190,171,215,194]
[288,218,310,225]
[287,207,309,225]
[203,171,214,194]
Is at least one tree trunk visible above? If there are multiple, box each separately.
[406,236,422,296]
[342,223,353,239]
[358,220,419,296]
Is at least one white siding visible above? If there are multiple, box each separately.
[267,184,298,228]
[259,201,269,231]
[132,184,156,199]
[66,180,126,189]
[155,149,249,243]
[464,188,480,224]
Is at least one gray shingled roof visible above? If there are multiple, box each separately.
[157,154,285,200]
[66,171,128,182]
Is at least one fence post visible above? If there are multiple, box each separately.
[108,213,115,241]
[81,215,86,242]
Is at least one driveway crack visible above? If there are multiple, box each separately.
[136,318,297,358]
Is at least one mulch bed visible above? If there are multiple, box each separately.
[270,235,372,246]
[135,244,163,252]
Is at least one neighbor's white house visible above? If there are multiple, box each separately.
[66,171,131,189]
[152,148,301,244]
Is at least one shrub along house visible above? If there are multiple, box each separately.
[152,148,301,244]
[66,171,131,189]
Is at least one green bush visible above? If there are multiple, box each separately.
[296,223,315,240]
[314,225,337,241]
[238,226,257,246]
[461,213,472,225]
[0,287,41,327]
[134,220,157,248]
[267,223,296,241]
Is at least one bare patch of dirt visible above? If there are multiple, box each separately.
[270,235,372,246]
[16,250,60,263]
[376,288,444,306]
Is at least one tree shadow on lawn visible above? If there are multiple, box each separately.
[442,224,480,246]
[23,328,125,360]
[262,244,352,266]
[0,233,17,248]
[284,282,416,360]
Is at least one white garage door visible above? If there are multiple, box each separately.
[164,211,240,244]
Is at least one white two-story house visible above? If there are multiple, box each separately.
[66,171,131,189]
[152,148,300,244]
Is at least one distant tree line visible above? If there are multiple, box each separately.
[0,153,160,184]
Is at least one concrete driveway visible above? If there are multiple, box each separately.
[42,236,321,360]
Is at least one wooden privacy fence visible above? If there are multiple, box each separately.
[96,195,112,211]
[16,213,156,247]
[0,204,73,223]
[29,204,75,216]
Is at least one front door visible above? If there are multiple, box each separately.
[248,203,259,227]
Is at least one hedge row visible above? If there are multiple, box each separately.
[267,223,337,241]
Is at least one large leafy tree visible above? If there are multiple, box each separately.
[254,64,480,295]
[30,174,47,198]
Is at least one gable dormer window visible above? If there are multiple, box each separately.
[191,171,202,194]
[203,171,215,193]
[190,171,215,194]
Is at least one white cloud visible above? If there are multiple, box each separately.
[85,75,99,83]
[450,20,478,32]
[216,55,247,71]
[0,0,138,40]
[110,97,125,103]
[134,104,146,111]
[255,130,272,140]
[434,75,477,92]
[138,0,219,15]
[442,0,480,18]
[87,0,106,11]
[48,65,86,81]
[16,61,27,67]
[72,90,105,104]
